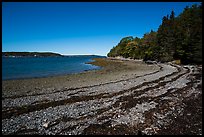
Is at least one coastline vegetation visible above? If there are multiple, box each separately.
[107,4,202,65]
[2,52,63,57]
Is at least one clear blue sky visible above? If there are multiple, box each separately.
[2,2,201,56]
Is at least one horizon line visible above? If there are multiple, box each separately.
[2,51,107,56]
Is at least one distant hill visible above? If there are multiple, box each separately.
[2,52,63,57]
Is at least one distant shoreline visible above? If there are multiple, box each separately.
[2,52,106,58]
[2,52,63,57]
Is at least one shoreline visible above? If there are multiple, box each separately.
[2,57,202,135]
[2,56,104,81]
[3,58,160,99]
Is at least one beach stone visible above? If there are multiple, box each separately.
[43,122,49,128]
[2,59,202,135]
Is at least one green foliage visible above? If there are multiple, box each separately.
[119,36,134,44]
[107,3,202,64]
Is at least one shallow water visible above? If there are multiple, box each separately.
[2,55,105,80]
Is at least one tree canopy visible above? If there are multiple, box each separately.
[107,4,202,65]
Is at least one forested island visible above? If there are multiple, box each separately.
[107,4,202,65]
[2,52,63,57]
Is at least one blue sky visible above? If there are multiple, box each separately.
[2,2,201,56]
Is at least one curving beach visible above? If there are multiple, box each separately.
[2,58,202,135]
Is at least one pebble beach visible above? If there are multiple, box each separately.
[2,58,202,135]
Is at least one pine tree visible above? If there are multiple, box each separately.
[107,3,202,64]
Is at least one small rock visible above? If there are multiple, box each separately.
[43,122,49,128]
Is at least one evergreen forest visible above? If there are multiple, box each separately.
[107,3,202,64]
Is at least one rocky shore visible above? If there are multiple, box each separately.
[2,58,202,135]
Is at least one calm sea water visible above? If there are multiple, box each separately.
[2,55,106,80]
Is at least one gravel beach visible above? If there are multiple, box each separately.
[2,58,202,135]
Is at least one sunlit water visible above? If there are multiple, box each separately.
[2,55,105,80]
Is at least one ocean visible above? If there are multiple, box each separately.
[2,55,106,80]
